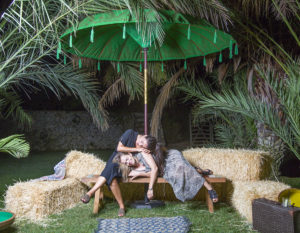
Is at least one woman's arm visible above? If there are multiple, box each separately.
[141,152,158,200]
[116,141,150,153]
[129,170,151,179]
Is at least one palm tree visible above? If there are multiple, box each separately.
[0,0,232,155]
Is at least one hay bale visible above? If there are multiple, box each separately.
[4,178,86,221]
[183,148,272,181]
[65,150,106,179]
[232,180,290,223]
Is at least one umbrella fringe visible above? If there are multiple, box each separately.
[90,27,94,43]
[213,30,217,43]
[219,52,223,63]
[229,40,233,59]
[235,43,239,55]
[69,34,72,48]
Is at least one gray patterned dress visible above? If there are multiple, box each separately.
[163,149,205,202]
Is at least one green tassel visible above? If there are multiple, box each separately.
[161,62,164,72]
[90,27,94,43]
[97,61,100,71]
[122,24,126,39]
[203,57,206,67]
[187,24,191,40]
[229,40,233,59]
[69,34,72,48]
[64,55,67,65]
[78,58,82,69]
[219,52,222,63]
[56,41,61,60]
[213,30,217,44]
[117,63,120,72]
[56,48,60,60]
[234,43,238,55]
[58,41,61,52]
[184,60,187,70]
[139,63,142,72]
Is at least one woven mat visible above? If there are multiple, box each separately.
[95,216,191,233]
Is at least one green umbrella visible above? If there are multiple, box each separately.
[59,9,237,134]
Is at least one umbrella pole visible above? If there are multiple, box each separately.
[143,47,148,135]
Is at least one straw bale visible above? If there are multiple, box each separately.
[231,180,290,223]
[65,150,106,179]
[4,178,86,221]
[183,148,272,181]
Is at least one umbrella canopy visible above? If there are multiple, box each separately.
[60,9,237,62]
[59,9,237,134]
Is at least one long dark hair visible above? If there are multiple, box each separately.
[153,143,167,176]
[144,135,167,175]
[144,135,157,152]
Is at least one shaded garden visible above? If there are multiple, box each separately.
[0,0,299,232]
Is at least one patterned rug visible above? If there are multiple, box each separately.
[95,216,191,233]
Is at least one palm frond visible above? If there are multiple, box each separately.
[150,66,185,138]
[0,89,32,128]
[0,134,30,158]
[181,67,300,159]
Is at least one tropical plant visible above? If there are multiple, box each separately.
[0,134,29,158]
[180,62,300,160]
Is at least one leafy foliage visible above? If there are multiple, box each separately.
[0,134,29,158]
[180,63,300,160]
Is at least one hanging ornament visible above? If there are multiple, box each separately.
[219,52,222,63]
[187,24,191,40]
[97,61,100,71]
[184,60,187,70]
[69,34,72,48]
[203,56,206,67]
[90,27,94,43]
[56,41,61,60]
[78,58,82,69]
[161,62,164,72]
[117,62,120,72]
[64,54,67,65]
[213,30,217,44]
[234,43,239,55]
[122,24,126,39]
[139,63,142,72]
[56,49,60,60]
[229,40,233,59]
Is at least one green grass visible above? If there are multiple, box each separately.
[3,201,255,233]
[1,151,299,233]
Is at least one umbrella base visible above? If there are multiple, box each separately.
[130,200,165,209]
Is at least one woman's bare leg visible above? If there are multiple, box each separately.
[86,176,106,197]
[203,180,218,202]
[110,178,125,210]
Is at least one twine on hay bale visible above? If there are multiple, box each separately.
[231,180,290,223]
[183,148,272,181]
[4,178,86,221]
[65,150,106,180]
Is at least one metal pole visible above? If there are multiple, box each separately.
[143,48,148,135]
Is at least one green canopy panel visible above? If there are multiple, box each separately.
[60,9,237,62]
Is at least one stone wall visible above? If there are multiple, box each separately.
[0,111,135,151]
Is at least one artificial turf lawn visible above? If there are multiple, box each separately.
[1,150,299,233]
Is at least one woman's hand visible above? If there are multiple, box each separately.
[128,170,141,180]
[147,189,154,200]
[136,148,151,154]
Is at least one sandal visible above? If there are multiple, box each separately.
[80,194,90,204]
[208,189,218,203]
[196,167,213,176]
[118,208,125,217]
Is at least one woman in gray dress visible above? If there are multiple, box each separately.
[113,147,218,203]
